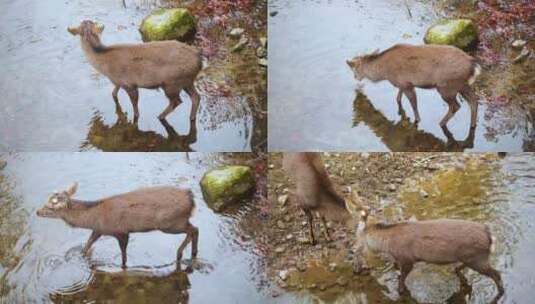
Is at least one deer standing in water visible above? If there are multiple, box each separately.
[68,20,202,123]
[37,183,198,269]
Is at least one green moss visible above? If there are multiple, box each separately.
[200,166,255,212]
[424,19,478,50]
[139,8,196,42]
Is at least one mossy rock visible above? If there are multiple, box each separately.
[139,8,196,42]
[424,19,478,50]
[200,166,255,212]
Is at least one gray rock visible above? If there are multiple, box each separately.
[0,160,6,170]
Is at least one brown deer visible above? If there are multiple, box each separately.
[355,208,504,303]
[347,44,481,128]
[68,20,202,123]
[36,183,198,269]
[282,153,352,245]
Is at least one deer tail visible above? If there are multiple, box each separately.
[468,62,482,86]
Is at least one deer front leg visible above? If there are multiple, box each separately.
[115,233,129,269]
[82,231,101,255]
[304,209,316,245]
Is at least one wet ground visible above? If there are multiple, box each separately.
[0,153,270,303]
[0,0,266,152]
[264,153,535,303]
[268,0,534,151]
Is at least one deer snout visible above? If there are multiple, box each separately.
[36,207,55,218]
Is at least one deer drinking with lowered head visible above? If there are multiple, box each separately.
[282,153,352,245]
[354,209,504,303]
[36,183,198,269]
[68,20,202,123]
[347,44,481,129]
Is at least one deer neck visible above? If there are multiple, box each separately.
[59,199,102,230]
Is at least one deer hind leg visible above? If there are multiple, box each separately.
[185,84,200,122]
[159,86,183,121]
[466,259,504,304]
[125,86,139,123]
[115,233,129,268]
[398,262,414,295]
[402,86,420,124]
[454,264,473,299]
[460,85,479,128]
[438,87,461,127]
[190,223,199,259]
[304,209,316,245]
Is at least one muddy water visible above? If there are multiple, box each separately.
[0,0,258,152]
[278,153,535,303]
[0,153,271,303]
[268,0,533,151]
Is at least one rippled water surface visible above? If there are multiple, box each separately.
[0,0,263,152]
[0,153,270,303]
[268,0,533,151]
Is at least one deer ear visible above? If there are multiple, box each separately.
[66,182,78,197]
[67,26,80,36]
[346,60,353,67]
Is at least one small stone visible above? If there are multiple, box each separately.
[286,234,294,240]
[297,262,307,272]
[512,39,527,49]
[0,160,6,170]
[231,37,248,52]
[275,246,285,254]
[256,46,267,58]
[229,27,245,38]
[270,11,278,17]
[307,283,317,289]
[258,58,268,67]
[283,215,292,222]
[268,164,275,169]
[388,184,396,191]
[276,278,288,288]
[319,284,327,291]
[278,194,288,205]
[278,270,289,281]
[260,37,267,48]
[276,220,286,229]
[513,47,530,63]
[301,221,307,227]
[329,263,337,272]
[419,189,429,198]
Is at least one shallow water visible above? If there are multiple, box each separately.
[0,153,270,303]
[275,153,535,303]
[0,0,260,152]
[268,0,533,151]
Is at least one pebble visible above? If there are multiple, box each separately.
[419,189,429,198]
[259,37,267,48]
[277,194,288,206]
[0,160,6,170]
[258,58,268,67]
[388,184,396,191]
[276,220,286,229]
[297,262,307,272]
[229,27,245,38]
[512,39,527,49]
[283,215,292,222]
[256,46,267,58]
[270,11,278,17]
[275,246,285,254]
[231,37,248,52]
[329,262,337,272]
[268,164,275,169]
[278,269,289,281]
[513,47,530,63]
[297,237,309,244]
[286,233,294,240]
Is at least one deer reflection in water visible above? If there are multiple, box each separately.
[50,268,190,304]
[82,102,197,152]
[352,91,475,152]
